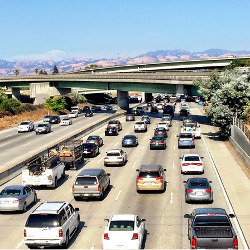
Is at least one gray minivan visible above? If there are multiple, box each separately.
[72,169,110,200]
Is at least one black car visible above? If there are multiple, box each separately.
[83,106,91,112]
[163,105,174,117]
[126,114,135,121]
[150,106,158,113]
[105,127,118,136]
[85,110,93,117]
[82,143,99,157]
[180,109,189,120]
[150,136,166,150]
[50,116,61,124]
[154,127,168,138]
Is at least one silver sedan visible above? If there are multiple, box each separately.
[0,185,37,212]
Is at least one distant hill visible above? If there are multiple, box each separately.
[0,49,250,76]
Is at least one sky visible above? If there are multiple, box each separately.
[1,0,250,61]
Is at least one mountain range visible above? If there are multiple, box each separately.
[0,49,250,76]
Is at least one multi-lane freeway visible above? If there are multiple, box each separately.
[0,102,249,249]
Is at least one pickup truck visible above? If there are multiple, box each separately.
[58,140,84,169]
[22,153,65,188]
[184,208,238,249]
[181,122,201,138]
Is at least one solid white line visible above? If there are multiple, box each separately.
[172,162,175,169]
[114,142,119,146]
[170,192,173,205]
[16,239,24,249]
[142,146,145,150]
[202,135,249,249]
[174,145,176,150]
[115,190,122,201]
[132,162,137,169]
[97,157,103,164]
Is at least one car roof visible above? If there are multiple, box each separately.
[183,154,200,157]
[78,168,103,177]
[140,165,162,171]
[3,185,24,190]
[38,122,50,125]
[111,214,136,221]
[194,208,227,215]
[20,120,32,123]
[33,202,67,214]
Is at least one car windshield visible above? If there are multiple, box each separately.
[20,122,30,125]
[139,171,160,178]
[109,221,134,231]
[26,214,60,227]
[185,156,200,161]
[44,116,51,119]
[194,216,230,227]
[75,177,97,185]
[52,116,58,119]
[37,124,46,127]
[62,118,69,121]
[124,136,135,140]
[189,181,208,187]
[152,137,164,141]
[0,189,21,196]
[83,143,94,149]
[88,136,98,140]
[107,152,120,156]
[180,134,193,138]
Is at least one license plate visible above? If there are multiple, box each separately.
[109,132,112,133]
[147,182,152,185]
[196,192,203,195]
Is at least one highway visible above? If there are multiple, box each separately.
[0,103,248,249]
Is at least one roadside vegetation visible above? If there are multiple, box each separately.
[194,70,250,137]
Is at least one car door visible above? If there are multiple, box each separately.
[25,187,33,205]
[136,216,144,245]
[68,204,78,230]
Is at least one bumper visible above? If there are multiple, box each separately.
[122,142,136,147]
[0,203,23,211]
[186,193,212,201]
[181,166,204,173]
[103,240,140,250]
[104,160,123,165]
[134,128,146,132]
[178,142,194,148]
[73,192,101,198]
[18,128,29,132]
[150,145,165,149]
[137,182,164,191]
[24,239,63,247]
[36,130,47,134]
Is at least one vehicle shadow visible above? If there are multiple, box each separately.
[186,200,213,205]
[191,114,211,125]
[92,110,117,114]
[68,221,86,248]
[141,229,149,249]
[202,132,225,141]
[32,175,69,190]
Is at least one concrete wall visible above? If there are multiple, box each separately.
[117,90,129,109]
[230,125,250,168]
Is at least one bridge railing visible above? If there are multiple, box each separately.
[232,117,250,141]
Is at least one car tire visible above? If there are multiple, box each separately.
[74,197,81,201]
[99,191,104,201]
[34,194,37,204]
[53,177,58,188]
[22,202,27,212]
[62,232,69,249]
[81,155,84,163]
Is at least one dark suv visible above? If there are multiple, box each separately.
[82,143,99,157]
[50,116,61,124]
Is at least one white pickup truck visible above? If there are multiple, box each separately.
[181,121,201,138]
[22,153,65,188]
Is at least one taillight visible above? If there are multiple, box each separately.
[69,163,73,167]
[132,233,138,240]
[104,233,110,240]
[191,237,197,249]
[187,190,193,193]
[196,163,202,166]
[115,125,119,127]
[59,229,63,237]
[233,237,238,249]
[150,142,155,144]
[98,185,101,192]
[192,139,194,142]
[117,157,122,159]
[86,140,88,142]
[24,229,26,237]
[104,157,109,159]
[90,149,94,152]
[122,140,125,142]
[156,177,163,180]
[48,175,53,180]
[136,177,143,180]
[159,142,164,144]
[178,139,180,142]
[96,140,98,143]
[72,185,75,192]
[13,199,21,203]
[132,140,135,142]
[182,163,189,166]
[205,189,211,193]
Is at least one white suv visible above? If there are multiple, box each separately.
[24,202,80,248]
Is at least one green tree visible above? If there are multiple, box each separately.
[13,69,19,76]
[44,97,67,113]
[195,70,249,137]
[43,70,48,75]
[53,65,59,74]
[0,90,8,104]
[243,101,250,124]
[35,68,39,74]
[0,98,21,114]
[39,70,44,75]
[67,92,87,105]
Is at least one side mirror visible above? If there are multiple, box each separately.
[104,219,109,223]
[181,126,183,127]
[141,219,146,222]
[164,169,167,171]
[229,214,235,218]
[184,214,191,219]
[107,173,111,176]
[209,181,212,183]
[179,157,182,159]
[176,135,179,137]
[136,169,139,172]
[183,181,187,183]
[201,156,204,159]
[75,208,79,211]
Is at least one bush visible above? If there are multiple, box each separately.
[0,98,21,114]
[243,101,250,124]
[0,110,12,118]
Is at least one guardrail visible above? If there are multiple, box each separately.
[0,111,126,186]
[232,117,250,141]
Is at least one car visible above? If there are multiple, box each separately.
[150,106,158,113]
[24,201,80,248]
[183,178,213,203]
[134,121,147,132]
[150,136,166,150]
[141,115,151,124]
[181,121,201,138]
[83,105,90,111]
[103,214,146,250]
[104,149,127,166]
[178,133,195,148]
[122,135,138,147]
[71,106,81,114]
[91,105,101,111]
[180,109,189,120]
[82,143,99,157]
[86,135,103,147]
[136,165,166,192]
[107,120,122,131]
[105,127,118,136]
[161,116,172,126]
[157,122,169,131]
[181,103,190,113]
[154,127,168,138]
[72,168,110,200]
[60,117,72,126]
[163,105,174,117]
[126,114,135,121]
[104,104,113,110]
[85,110,94,117]
[50,115,61,123]
[35,122,51,134]
[0,185,37,212]
[69,111,78,118]
[136,106,144,115]
[180,154,204,174]
[182,116,194,125]
[43,115,53,123]
[17,121,35,133]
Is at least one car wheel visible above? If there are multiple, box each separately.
[53,177,58,188]
[74,197,81,201]
[34,194,37,204]
[99,191,104,200]
[22,202,27,212]
[62,232,69,248]
[76,215,80,230]
[185,195,189,203]
[81,155,84,163]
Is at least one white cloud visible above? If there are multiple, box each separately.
[7,50,68,61]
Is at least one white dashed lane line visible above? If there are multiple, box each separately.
[115,190,122,201]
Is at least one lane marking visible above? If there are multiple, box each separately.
[115,190,122,201]
[142,146,145,150]
[97,157,103,164]
[114,142,119,146]
[170,192,173,205]
[16,239,24,249]
[132,162,137,169]
[172,162,175,169]
[174,145,176,150]
[202,135,249,249]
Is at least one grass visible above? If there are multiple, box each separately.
[0,108,57,130]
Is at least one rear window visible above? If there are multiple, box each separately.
[0,189,21,196]
[83,143,94,149]
[26,214,60,227]
[107,152,120,156]
[124,136,135,139]
[152,137,164,141]
[189,181,208,187]
[75,177,97,185]
[184,123,197,127]
[20,122,29,125]
[88,136,98,140]
[180,134,193,138]
[139,171,160,178]
[136,122,144,125]
[185,156,200,161]
[109,121,118,124]
[194,216,231,227]
[109,221,134,231]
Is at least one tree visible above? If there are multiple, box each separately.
[195,70,249,137]
[13,69,19,76]
[39,70,44,75]
[0,90,8,104]
[44,97,67,113]
[243,101,250,124]
[53,65,59,74]
[35,68,39,74]
[43,70,48,75]
[0,98,21,114]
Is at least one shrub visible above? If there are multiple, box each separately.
[44,97,67,113]
[0,98,21,114]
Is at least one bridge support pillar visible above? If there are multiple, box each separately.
[176,84,185,95]
[117,90,129,110]
[12,88,21,100]
[145,93,153,102]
